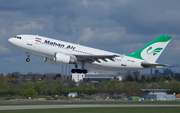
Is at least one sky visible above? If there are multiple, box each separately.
[0,0,180,75]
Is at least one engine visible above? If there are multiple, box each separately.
[44,58,58,64]
[53,53,77,64]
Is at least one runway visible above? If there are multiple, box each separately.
[0,104,180,110]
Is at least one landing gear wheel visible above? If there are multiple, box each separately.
[82,69,87,74]
[26,53,30,62]
[72,64,88,74]
[71,69,76,73]
[77,69,82,73]
[26,58,30,62]
[71,69,88,73]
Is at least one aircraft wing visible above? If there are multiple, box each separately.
[141,62,169,68]
[74,54,120,62]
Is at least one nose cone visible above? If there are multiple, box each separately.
[8,38,17,47]
[8,37,22,50]
[8,38,13,44]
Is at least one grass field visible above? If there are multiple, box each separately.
[0,100,180,106]
[1,107,180,113]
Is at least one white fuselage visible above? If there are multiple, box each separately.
[9,35,144,71]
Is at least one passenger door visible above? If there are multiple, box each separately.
[27,37,34,46]
[121,56,127,66]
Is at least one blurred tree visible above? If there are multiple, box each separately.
[94,82,106,92]
[68,79,76,88]
[140,76,146,83]
[12,72,20,78]
[146,77,151,83]
[142,82,149,89]
[6,73,12,78]
[150,82,160,89]
[125,84,133,96]
[106,79,124,94]
[134,75,139,82]
[167,80,180,94]
[151,74,163,82]
[54,78,62,85]
[31,75,36,83]
[52,84,64,95]
[34,84,41,95]
[164,75,173,81]
[125,75,134,82]
[53,73,61,80]
[23,88,38,98]
[0,74,7,88]
[174,74,180,81]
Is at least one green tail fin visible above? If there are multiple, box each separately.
[125,35,172,62]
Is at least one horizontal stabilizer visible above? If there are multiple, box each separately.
[141,61,169,68]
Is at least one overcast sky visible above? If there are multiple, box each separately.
[0,0,180,75]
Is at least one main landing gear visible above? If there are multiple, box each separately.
[26,53,30,62]
[71,63,88,74]
[71,69,87,74]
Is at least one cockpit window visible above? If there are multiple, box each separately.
[17,37,21,39]
[14,36,21,39]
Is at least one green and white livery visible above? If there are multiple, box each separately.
[126,35,172,63]
[8,34,172,73]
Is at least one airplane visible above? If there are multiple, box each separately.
[8,34,172,73]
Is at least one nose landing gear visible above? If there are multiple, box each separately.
[26,53,30,62]
[26,58,30,62]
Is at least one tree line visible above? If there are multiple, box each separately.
[0,72,180,98]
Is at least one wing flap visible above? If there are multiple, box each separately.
[74,54,120,62]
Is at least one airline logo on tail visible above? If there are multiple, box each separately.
[141,42,167,62]
[146,47,163,56]
[125,35,172,63]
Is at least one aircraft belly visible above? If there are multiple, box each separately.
[85,63,142,71]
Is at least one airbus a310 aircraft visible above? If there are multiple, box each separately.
[8,35,172,73]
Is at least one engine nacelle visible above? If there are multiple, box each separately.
[53,53,77,64]
[44,58,58,64]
